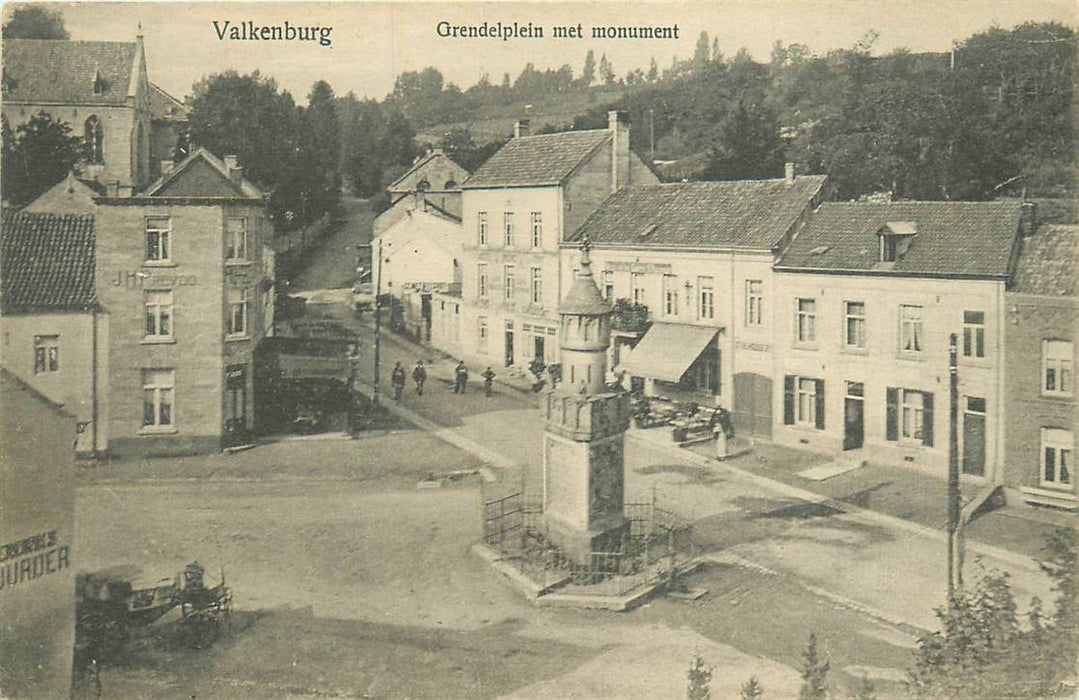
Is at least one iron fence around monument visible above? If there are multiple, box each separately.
[480,491,696,597]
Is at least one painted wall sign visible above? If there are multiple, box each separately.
[604,260,673,273]
[0,529,71,591]
[111,270,198,288]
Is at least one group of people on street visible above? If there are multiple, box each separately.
[389,359,498,400]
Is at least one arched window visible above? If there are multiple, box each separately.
[416,178,430,192]
[84,116,103,163]
[444,179,457,190]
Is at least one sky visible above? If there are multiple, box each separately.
[6,1,1075,103]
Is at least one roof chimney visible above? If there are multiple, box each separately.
[608,110,631,193]
[223,154,243,183]
[513,119,531,139]
[785,162,795,185]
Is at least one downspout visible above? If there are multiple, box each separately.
[91,307,99,457]
[728,249,736,407]
[995,281,1006,487]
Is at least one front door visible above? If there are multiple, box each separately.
[505,330,515,366]
[962,397,986,476]
[844,381,864,451]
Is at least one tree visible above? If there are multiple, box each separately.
[3,6,68,39]
[798,633,829,700]
[581,50,596,88]
[648,58,659,83]
[703,99,785,180]
[740,676,764,700]
[694,31,711,70]
[2,112,86,205]
[599,53,616,87]
[296,80,341,218]
[686,653,712,700]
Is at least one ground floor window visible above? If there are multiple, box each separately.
[142,369,175,428]
[1042,428,1073,488]
[783,375,824,429]
[886,387,933,446]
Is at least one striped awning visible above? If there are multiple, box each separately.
[618,323,718,383]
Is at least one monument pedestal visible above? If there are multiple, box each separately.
[544,512,630,563]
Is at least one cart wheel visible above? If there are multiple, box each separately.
[181,611,219,649]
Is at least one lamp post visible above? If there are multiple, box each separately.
[947,333,961,600]
[372,238,383,408]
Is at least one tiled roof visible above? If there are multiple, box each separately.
[388,150,469,191]
[569,176,828,250]
[2,39,137,106]
[1011,224,1077,296]
[0,210,96,313]
[776,200,1023,278]
[463,130,610,188]
[142,148,263,199]
[149,82,189,120]
[560,254,610,316]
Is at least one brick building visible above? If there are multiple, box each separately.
[95,148,272,456]
[772,201,1024,482]
[1004,224,1076,509]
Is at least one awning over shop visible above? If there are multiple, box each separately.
[618,323,718,383]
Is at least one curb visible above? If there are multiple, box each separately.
[627,429,1043,573]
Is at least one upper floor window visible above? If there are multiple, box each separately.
[144,291,173,339]
[698,276,714,320]
[844,301,866,348]
[1042,428,1073,488]
[227,288,248,337]
[632,273,645,306]
[746,280,763,326]
[1044,340,1074,396]
[663,275,679,316]
[226,217,248,261]
[477,262,488,298]
[796,298,816,343]
[477,212,488,246]
[963,311,985,358]
[530,267,543,304]
[84,116,104,164]
[602,271,614,300]
[34,335,59,374]
[504,265,516,301]
[145,217,171,263]
[503,212,515,247]
[899,304,924,354]
[530,212,542,248]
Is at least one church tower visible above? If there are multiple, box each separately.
[540,241,632,562]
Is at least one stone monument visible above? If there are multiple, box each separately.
[541,241,632,563]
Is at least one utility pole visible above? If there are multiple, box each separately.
[372,238,383,407]
[947,333,961,601]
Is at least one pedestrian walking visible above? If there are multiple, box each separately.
[391,362,406,401]
[482,367,496,397]
[412,360,427,395]
[454,361,469,394]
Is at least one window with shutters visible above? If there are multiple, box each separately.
[1041,428,1073,488]
[886,387,934,446]
[962,311,985,359]
[783,375,825,430]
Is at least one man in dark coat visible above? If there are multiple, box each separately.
[391,362,406,400]
[482,367,496,397]
[454,361,469,394]
[412,360,427,395]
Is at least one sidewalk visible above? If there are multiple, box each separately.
[630,425,1071,566]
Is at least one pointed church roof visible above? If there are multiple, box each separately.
[560,243,611,316]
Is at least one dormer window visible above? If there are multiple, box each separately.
[878,221,917,263]
[416,178,430,192]
[92,69,107,96]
